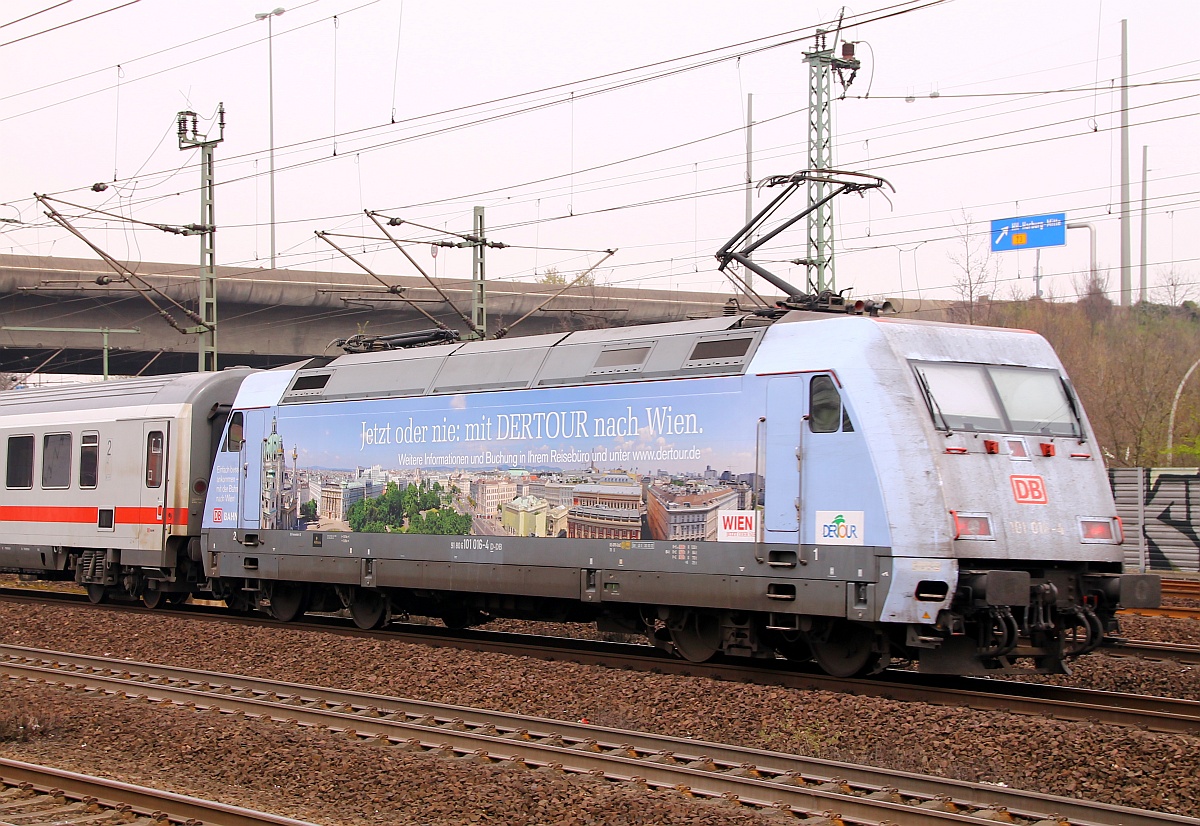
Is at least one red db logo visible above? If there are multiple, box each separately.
[212,508,223,523]
[1011,475,1048,504]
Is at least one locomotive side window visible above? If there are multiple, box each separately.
[225,412,244,452]
[41,433,72,489]
[5,435,33,489]
[809,375,843,433]
[913,361,1081,437]
[79,432,99,489]
[145,431,164,488]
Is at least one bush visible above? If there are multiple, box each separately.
[0,700,55,742]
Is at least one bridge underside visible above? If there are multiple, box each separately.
[0,254,743,376]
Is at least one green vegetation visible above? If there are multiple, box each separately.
[346,480,471,535]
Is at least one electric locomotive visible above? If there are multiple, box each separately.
[184,306,1155,676]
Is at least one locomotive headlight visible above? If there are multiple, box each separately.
[950,510,994,540]
[1079,517,1122,544]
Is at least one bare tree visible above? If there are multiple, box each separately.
[1074,268,1113,331]
[0,373,16,392]
[947,211,998,324]
[1153,266,1195,306]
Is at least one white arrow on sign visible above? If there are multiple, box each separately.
[994,226,1010,245]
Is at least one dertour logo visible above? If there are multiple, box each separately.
[816,510,865,546]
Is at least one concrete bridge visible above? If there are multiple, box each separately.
[0,253,747,376]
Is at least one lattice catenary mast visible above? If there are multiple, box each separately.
[802,24,860,294]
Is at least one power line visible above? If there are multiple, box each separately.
[0,0,140,50]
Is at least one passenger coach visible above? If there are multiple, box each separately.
[0,370,250,604]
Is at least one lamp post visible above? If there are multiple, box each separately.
[255,7,284,270]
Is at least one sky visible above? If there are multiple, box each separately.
[0,0,1196,311]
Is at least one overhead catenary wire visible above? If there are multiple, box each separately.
[0,0,140,50]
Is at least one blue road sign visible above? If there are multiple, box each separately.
[990,213,1067,252]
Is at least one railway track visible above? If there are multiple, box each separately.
[1,586,1198,735]
[1123,605,1200,620]
[1105,638,1200,665]
[1162,578,1200,598]
[0,756,321,826]
[2,644,1196,826]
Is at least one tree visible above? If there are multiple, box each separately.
[988,296,1200,468]
[300,499,317,520]
[536,266,595,287]
[1154,267,1195,306]
[947,211,998,325]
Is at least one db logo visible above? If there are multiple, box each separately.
[1011,475,1048,504]
[212,508,223,523]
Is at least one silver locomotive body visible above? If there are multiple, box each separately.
[194,312,1157,675]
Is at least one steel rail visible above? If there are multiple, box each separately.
[1161,579,1200,597]
[1,587,1198,734]
[2,645,1195,826]
[0,756,322,826]
[1122,605,1200,620]
[1103,639,1200,665]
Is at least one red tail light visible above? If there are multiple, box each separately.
[1079,517,1121,544]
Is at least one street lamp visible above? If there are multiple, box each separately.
[255,6,285,270]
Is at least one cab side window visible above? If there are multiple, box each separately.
[225,412,244,452]
[809,375,853,433]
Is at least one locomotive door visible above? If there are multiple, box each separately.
[237,408,269,531]
[140,421,169,552]
[764,376,804,540]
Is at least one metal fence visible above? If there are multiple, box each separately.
[1109,467,1200,573]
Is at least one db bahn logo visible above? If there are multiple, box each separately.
[212,508,223,523]
[1011,475,1048,504]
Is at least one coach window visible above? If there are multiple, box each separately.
[225,412,244,452]
[146,431,164,488]
[6,435,34,489]
[79,432,99,489]
[42,433,72,489]
[810,375,851,433]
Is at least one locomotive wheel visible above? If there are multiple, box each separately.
[85,584,107,605]
[268,581,309,623]
[808,620,879,678]
[349,589,391,630]
[141,589,165,609]
[667,609,721,663]
[166,592,190,606]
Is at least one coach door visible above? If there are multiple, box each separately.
[140,422,169,552]
[764,376,804,542]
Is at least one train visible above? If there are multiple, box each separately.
[0,306,1161,677]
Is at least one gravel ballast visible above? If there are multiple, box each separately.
[0,596,1198,824]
